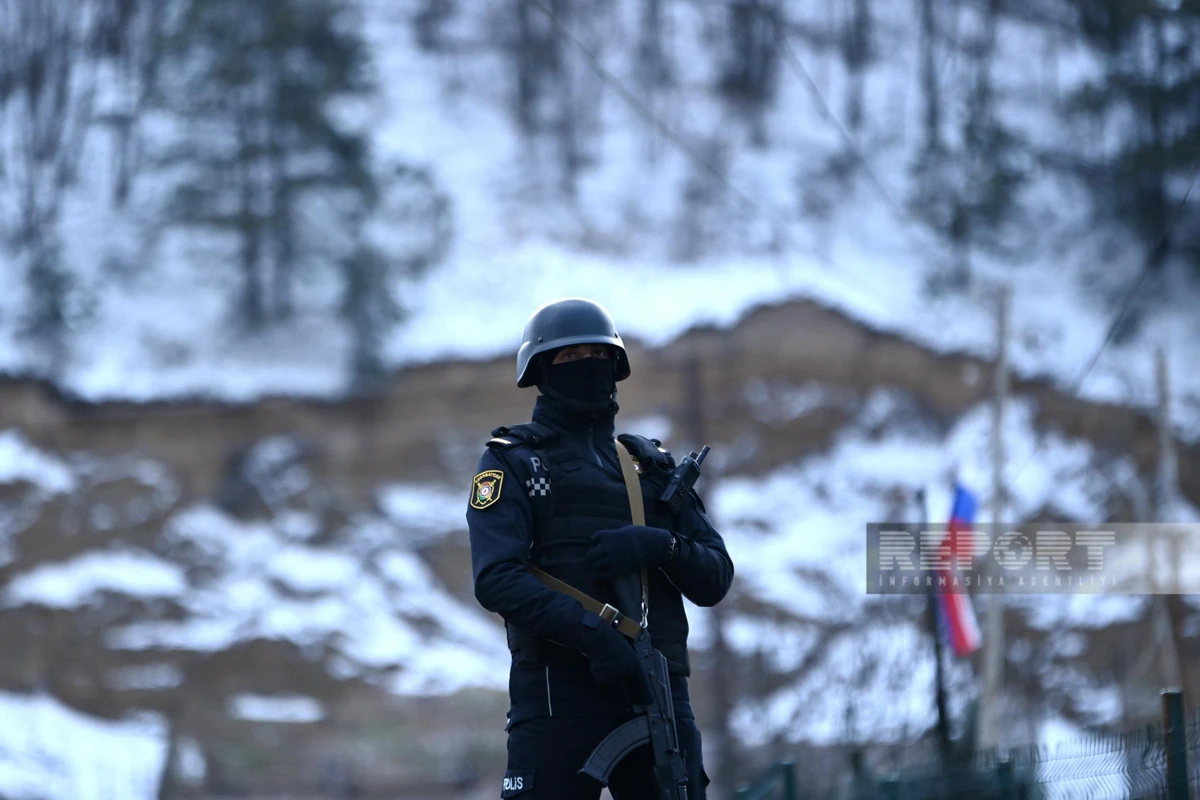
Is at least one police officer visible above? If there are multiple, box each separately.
[467,298,734,799]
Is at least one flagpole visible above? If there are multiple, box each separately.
[1153,347,1184,694]
[979,287,1009,749]
[918,487,952,761]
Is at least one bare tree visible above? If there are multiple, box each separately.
[842,0,872,132]
[412,0,456,52]
[91,0,171,206]
[509,0,557,137]
[719,0,780,146]
[0,0,105,373]
[637,0,672,163]
[155,0,378,331]
[916,0,940,151]
[671,138,731,262]
[505,0,604,200]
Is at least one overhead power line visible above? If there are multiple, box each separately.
[523,0,761,219]
[525,0,1200,477]
[522,0,850,269]
[754,0,909,221]
[754,0,1200,478]
[1008,164,1200,485]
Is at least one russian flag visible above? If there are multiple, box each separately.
[935,484,982,657]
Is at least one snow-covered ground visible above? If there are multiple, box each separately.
[0,692,168,800]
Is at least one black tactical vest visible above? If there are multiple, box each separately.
[491,423,693,675]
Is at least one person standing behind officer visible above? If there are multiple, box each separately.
[466,298,734,799]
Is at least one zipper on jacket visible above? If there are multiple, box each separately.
[587,424,604,468]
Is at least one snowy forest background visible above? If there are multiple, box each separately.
[2,0,1199,400]
[2,0,1200,798]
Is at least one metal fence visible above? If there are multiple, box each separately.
[736,692,1199,800]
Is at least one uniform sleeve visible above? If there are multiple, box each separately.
[659,488,734,607]
[467,447,588,648]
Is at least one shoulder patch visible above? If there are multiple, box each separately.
[470,470,504,509]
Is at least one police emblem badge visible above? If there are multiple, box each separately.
[470,469,504,510]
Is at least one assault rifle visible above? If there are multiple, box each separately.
[579,573,689,799]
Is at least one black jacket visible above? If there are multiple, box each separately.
[467,395,734,721]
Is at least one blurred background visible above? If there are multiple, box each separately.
[1,0,1199,797]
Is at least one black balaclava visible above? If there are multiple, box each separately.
[536,352,618,418]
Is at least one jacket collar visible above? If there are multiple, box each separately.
[532,394,617,439]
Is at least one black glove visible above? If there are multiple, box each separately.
[587,524,675,578]
[578,611,640,685]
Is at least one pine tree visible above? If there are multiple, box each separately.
[637,0,673,163]
[918,0,942,152]
[340,243,398,391]
[155,0,375,329]
[0,0,105,375]
[718,0,780,146]
[505,0,599,199]
[91,0,170,206]
[1068,0,1200,284]
[413,0,457,52]
[343,163,452,391]
[910,0,1027,292]
[20,241,74,375]
[672,139,732,262]
[842,0,873,132]
[511,0,556,137]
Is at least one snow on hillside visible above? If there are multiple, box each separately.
[0,430,78,568]
[713,390,1149,621]
[377,482,475,545]
[3,550,188,608]
[0,431,75,494]
[713,388,1162,746]
[227,693,326,724]
[0,378,1181,744]
[0,430,507,696]
[0,429,508,695]
[731,621,958,748]
[0,692,167,800]
[92,505,508,695]
[0,0,1196,444]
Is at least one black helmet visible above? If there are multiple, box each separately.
[516,298,631,387]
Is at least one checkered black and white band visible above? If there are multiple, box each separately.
[526,477,551,497]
